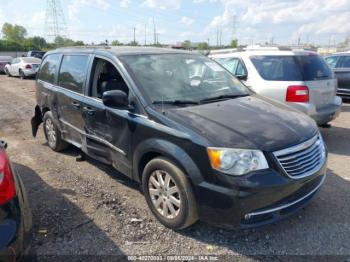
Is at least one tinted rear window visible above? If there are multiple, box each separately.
[296,55,332,81]
[38,54,61,84]
[250,55,332,81]
[58,55,89,93]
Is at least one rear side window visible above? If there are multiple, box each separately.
[325,56,340,68]
[250,56,303,81]
[296,55,332,80]
[58,55,89,93]
[38,54,61,84]
[338,56,350,68]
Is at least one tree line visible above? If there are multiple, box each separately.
[0,22,239,52]
[0,23,84,51]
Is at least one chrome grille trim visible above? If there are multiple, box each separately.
[273,135,326,179]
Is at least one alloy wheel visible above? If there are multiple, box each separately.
[45,118,56,148]
[148,170,181,219]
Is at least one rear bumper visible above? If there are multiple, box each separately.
[195,163,327,229]
[22,69,38,77]
[290,96,342,125]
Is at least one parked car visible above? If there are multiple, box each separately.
[0,140,33,261]
[4,57,41,79]
[31,47,327,229]
[210,47,342,126]
[27,51,46,59]
[325,52,350,99]
[0,56,12,74]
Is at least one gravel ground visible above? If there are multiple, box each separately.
[0,75,349,261]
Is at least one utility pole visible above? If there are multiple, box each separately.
[144,23,147,46]
[219,28,222,47]
[232,15,237,42]
[216,27,219,47]
[153,17,156,45]
[45,0,68,42]
[133,27,136,43]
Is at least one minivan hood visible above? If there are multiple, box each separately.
[162,95,318,152]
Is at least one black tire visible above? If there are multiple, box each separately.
[43,111,69,152]
[5,68,11,77]
[19,70,26,80]
[142,157,198,230]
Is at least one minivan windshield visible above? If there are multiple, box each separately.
[119,54,249,104]
[250,54,333,81]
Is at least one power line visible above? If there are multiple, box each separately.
[44,0,68,41]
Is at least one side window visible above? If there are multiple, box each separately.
[338,56,350,68]
[325,56,340,69]
[38,54,61,84]
[215,58,239,74]
[236,60,247,76]
[89,58,129,99]
[58,55,89,93]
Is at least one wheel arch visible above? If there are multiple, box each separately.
[133,138,202,186]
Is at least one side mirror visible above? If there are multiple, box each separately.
[236,74,247,81]
[102,90,132,109]
[0,140,8,149]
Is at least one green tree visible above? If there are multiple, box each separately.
[129,41,139,46]
[74,40,84,46]
[182,40,191,49]
[1,23,27,42]
[54,36,65,47]
[197,42,209,50]
[111,40,122,46]
[31,36,47,49]
[230,39,238,48]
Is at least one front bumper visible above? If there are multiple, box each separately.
[195,163,326,229]
[337,88,350,98]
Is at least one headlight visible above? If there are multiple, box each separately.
[207,147,269,176]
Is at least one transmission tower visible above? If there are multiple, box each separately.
[44,0,68,41]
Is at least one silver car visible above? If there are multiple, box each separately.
[210,48,342,126]
[4,57,41,79]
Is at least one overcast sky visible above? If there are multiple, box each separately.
[0,0,349,45]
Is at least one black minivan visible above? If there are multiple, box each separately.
[31,47,327,229]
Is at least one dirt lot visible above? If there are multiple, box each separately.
[0,74,349,261]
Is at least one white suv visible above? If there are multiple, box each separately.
[210,47,342,126]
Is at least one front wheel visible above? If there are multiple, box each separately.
[142,157,198,230]
[43,111,69,152]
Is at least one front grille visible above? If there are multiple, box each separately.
[273,135,326,179]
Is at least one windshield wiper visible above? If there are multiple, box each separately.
[152,100,199,105]
[199,94,249,104]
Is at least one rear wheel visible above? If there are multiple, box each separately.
[142,157,198,229]
[5,68,11,77]
[19,70,26,80]
[43,111,69,152]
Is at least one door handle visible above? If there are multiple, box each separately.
[83,106,95,116]
[72,101,81,110]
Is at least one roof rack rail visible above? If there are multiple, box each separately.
[209,48,240,55]
[244,45,292,51]
[56,45,111,50]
